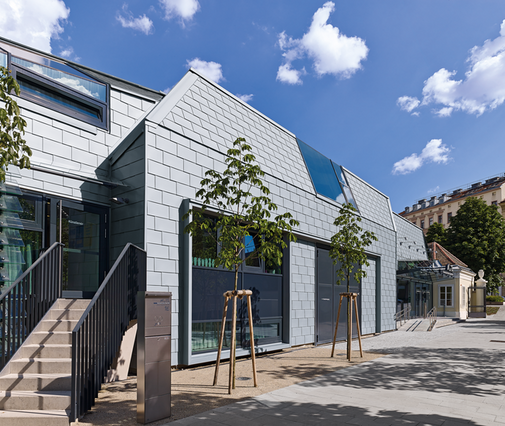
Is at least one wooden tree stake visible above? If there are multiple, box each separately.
[331,292,363,360]
[213,290,258,394]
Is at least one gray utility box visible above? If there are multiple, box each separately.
[137,292,172,424]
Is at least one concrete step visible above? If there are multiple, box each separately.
[39,320,78,332]
[49,309,85,321]
[8,358,71,375]
[0,390,70,410]
[0,409,69,426]
[19,344,72,359]
[30,331,72,345]
[0,373,71,391]
[56,299,90,310]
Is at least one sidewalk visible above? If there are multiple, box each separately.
[169,308,505,426]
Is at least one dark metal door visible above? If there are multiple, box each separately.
[316,248,361,344]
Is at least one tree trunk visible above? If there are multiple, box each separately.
[232,264,239,389]
[346,272,351,361]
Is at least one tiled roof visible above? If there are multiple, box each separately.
[427,242,468,267]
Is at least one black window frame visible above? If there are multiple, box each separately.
[1,46,109,130]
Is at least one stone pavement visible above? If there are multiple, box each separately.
[166,308,505,426]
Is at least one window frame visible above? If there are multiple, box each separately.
[439,284,454,308]
[1,45,109,130]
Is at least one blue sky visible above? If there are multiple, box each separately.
[2,0,505,213]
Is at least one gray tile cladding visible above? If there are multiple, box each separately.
[143,72,417,362]
[9,88,155,204]
[394,213,428,261]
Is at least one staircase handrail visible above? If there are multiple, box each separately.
[426,306,437,331]
[0,242,63,371]
[70,243,146,422]
[394,305,411,328]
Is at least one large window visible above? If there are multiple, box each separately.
[191,215,284,353]
[297,138,358,210]
[439,285,453,308]
[0,41,108,129]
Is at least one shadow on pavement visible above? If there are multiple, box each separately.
[295,347,505,398]
[193,400,480,426]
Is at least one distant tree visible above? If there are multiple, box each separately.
[184,137,299,389]
[0,66,31,182]
[425,222,446,246]
[329,203,377,361]
[445,197,505,293]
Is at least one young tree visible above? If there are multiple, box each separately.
[425,222,446,245]
[184,137,299,387]
[445,197,505,294]
[330,203,377,360]
[0,67,31,182]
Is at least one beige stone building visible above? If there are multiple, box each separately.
[399,175,505,233]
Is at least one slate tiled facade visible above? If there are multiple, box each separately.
[2,37,426,367]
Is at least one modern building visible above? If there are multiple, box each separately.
[400,175,505,233]
[0,35,426,378]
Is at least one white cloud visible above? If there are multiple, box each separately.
[397,96,420,113]
[237,94,253,103]
[60,47,73,58]
[117,5,154,35]
[276,63,305,85]
[277,2,368,85]
[160,0,199,23]
[400,19,505,116]
[427,185,440,194]
[392,139,450,175]
[0,0,69,53]
[187,58,224,83]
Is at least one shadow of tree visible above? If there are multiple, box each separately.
[182,400,481,426]
[292,347,505,398]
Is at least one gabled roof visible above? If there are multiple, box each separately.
[427,241,468,267]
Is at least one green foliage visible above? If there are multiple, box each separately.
[445,197,505,293]
[425,222,446,246]
[184,137,299,290]
[0,66,31,182]
[329,203,378,292]
[486,295,504,303]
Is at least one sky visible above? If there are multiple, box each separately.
[2,0,505,213]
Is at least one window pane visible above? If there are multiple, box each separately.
[0,52,6,68]
[244,273,282,318]
[244,234,260,267]
[192,215,217,267]
[12,56,106,101]
[17,74,102,119]
[297,139,345,202]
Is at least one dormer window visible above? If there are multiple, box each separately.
[0,41,109,130]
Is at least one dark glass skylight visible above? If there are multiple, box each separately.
[297,138,358,210]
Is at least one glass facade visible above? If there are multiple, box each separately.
[297,138,358,210]
[191,215,284,353]
[0,186,43,294]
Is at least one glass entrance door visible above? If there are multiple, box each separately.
[56,200,108,298]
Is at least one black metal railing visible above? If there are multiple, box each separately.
[70,243,146,422]
[0,242,63,371]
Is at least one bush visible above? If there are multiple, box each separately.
[486,295,504,303]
